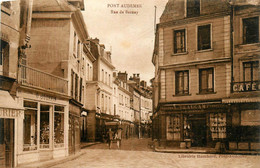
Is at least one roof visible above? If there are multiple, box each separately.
[33,0,77,12]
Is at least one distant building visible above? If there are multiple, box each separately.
[85,39,115,142]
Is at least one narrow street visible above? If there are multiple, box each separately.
[50,138,260,168]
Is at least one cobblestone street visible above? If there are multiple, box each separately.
[50,138,260,168]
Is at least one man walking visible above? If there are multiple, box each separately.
[107,128,113,149]
[116,128,122,149]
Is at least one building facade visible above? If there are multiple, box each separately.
[15,0,88,165]
[1,0,33,167]
[223,2,260,151]
[152,0,232,148]
[85,39,115,142]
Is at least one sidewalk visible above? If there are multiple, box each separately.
[17,142,101,168]
[154,147,260,155]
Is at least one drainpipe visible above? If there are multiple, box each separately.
[230,4,234,93]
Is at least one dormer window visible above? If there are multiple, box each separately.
[187,0,200,17]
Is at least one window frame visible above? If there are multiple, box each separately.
[242,16,259,44]
[197,24,212,51]
[243,61,259,82]
[199,68,214,94]
[173,29,187,54]
[175,70,189,95]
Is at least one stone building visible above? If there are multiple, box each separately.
[1,0,33,167]
[85,39,115,142]
[152,0,232,148]
[222,1,260,151]
[15,0,89,164]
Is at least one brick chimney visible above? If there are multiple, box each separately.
[118,71,128,82]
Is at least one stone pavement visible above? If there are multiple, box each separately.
[17,138,260,168]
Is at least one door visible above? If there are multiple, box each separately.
[0,118,14,168]
[69,115,75,155]
[188,114,207,147]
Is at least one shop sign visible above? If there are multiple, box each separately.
[162,104,224,111]
[233,82,259,92]
[0,108,24,119]
[35,93,56,101]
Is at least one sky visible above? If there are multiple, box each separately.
[82,0,168,84]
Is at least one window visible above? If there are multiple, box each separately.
[101,94,104,112]
[101,69,104,82]
[54,106,64,148]
[77,40,81,57]
[23,101,38,151]
[1,1,11,9]
[73,32,77,54]
[174,29,186,53]
[75,74,78,100]
[243,61,259,82]
[40,105,50,149]
[71,70,74,97]
[175,71,189,95]
[109,74,111,86]
[199,68,214,93]
[79,78,82,102]
[243,17,259,44]
[187,0,200,17]
[0,40,9,75]
[166,115,181,140]
[198,24,211,50]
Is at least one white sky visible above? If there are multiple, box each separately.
[82,0,168,84]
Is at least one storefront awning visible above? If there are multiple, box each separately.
[0,90,24,119]
[222,97,260,104]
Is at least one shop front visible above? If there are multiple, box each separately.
[0,90,24,168]
[68,101,81,155]
[223,98,260,151]
[161,103,228,148]
[16,89,69,165]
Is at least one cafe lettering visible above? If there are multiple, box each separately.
[233,82,259,92]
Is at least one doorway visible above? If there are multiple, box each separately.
[0,118,14,168]
[187,114,207,147]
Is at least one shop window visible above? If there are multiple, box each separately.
[23,101,37,151]
[166,115,181,141]
[54,106,64,148]
[40,105,50,149]
[241,109,260,126]
[210,113,226,140]
[199,68,214,93]
[243,61,259,82]
[198,24,211,50]
[173,29,186,53]
[175,70,189,95]
[187,0,200,17]
[243,17,259,44]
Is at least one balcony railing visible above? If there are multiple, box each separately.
[232,81,259,92]
[18,64,68,94]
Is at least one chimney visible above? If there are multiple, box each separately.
[92,38,99,44]
[118,71,128,82]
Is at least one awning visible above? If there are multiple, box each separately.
[222,97,260,104]
[0,90,24,119]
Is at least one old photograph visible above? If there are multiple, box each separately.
[0,0,260,167]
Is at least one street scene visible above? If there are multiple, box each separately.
[1,0,260,167]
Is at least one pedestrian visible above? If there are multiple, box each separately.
[116,128,122,149]
[107,128,113,149]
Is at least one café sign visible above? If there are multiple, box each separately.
[233,82,259,92]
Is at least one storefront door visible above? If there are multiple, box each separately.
[0,118,14,168]
[188,114,207,147]
[69,114,80,155]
